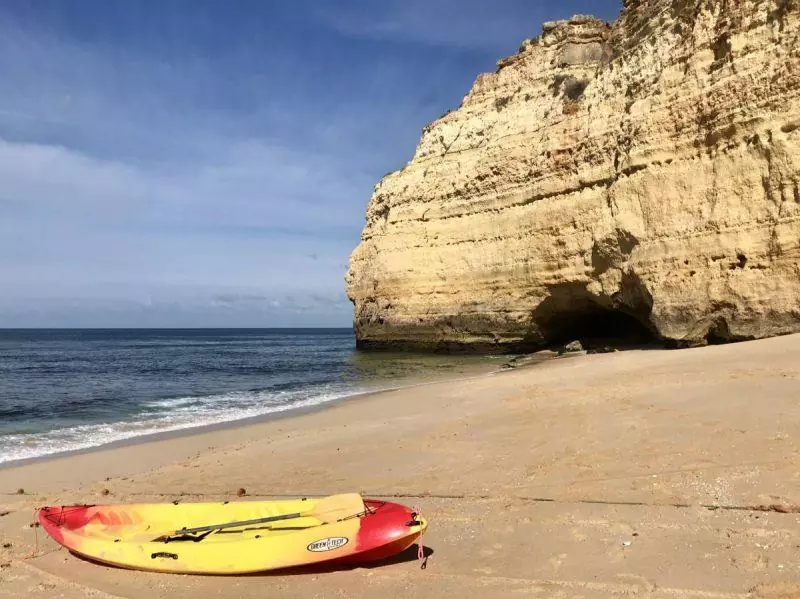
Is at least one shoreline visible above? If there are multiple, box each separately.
[0,362,505,473]
[2,335,799,598]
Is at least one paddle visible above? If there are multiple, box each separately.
[154,493,365,542]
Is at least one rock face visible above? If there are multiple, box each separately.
[346,0,800,352]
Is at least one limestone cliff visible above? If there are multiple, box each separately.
[346,0,800,352]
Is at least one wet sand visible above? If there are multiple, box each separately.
[2,335,800,598]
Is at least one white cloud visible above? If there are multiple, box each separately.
[0,137,359,326]
[315,0,621,51]
[0,137,371,229]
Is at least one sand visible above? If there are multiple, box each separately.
[1,335,800,598]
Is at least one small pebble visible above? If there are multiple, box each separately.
[237,488,247,497]
[101,488,111,496]
[2,542,11,549]
[622,541,632,547]
[16,489,24,495]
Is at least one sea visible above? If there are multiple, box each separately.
[0,329,496,465]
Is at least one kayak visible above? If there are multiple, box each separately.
[38,493,427,574]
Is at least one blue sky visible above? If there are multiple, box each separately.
[0,0,621,328]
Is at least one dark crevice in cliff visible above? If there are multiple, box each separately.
[705,319,741,345]
[768,0,796,32]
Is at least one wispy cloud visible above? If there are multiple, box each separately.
[315,0,621,51]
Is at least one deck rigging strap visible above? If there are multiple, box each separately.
[169,511,303,537]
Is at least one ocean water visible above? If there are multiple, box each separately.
[0,329,496,465]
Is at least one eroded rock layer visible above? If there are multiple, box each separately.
[346,0,800,351]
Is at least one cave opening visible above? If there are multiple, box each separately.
[527,278,661,352]
[533,301,659,351]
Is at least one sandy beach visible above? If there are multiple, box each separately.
[2,335,800,598]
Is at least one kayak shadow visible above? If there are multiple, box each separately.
[68,545,434,576]
[257,544,435,577]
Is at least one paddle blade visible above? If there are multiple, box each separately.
[307,493,365,523]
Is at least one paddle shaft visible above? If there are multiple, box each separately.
[159,493,364,540]
[176,512,302,535]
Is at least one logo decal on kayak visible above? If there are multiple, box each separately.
[307,537,349,552]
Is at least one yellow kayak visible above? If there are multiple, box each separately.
[38,493,427,574]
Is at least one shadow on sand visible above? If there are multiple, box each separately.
[256,544,434,576]
[69,544,434,576]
